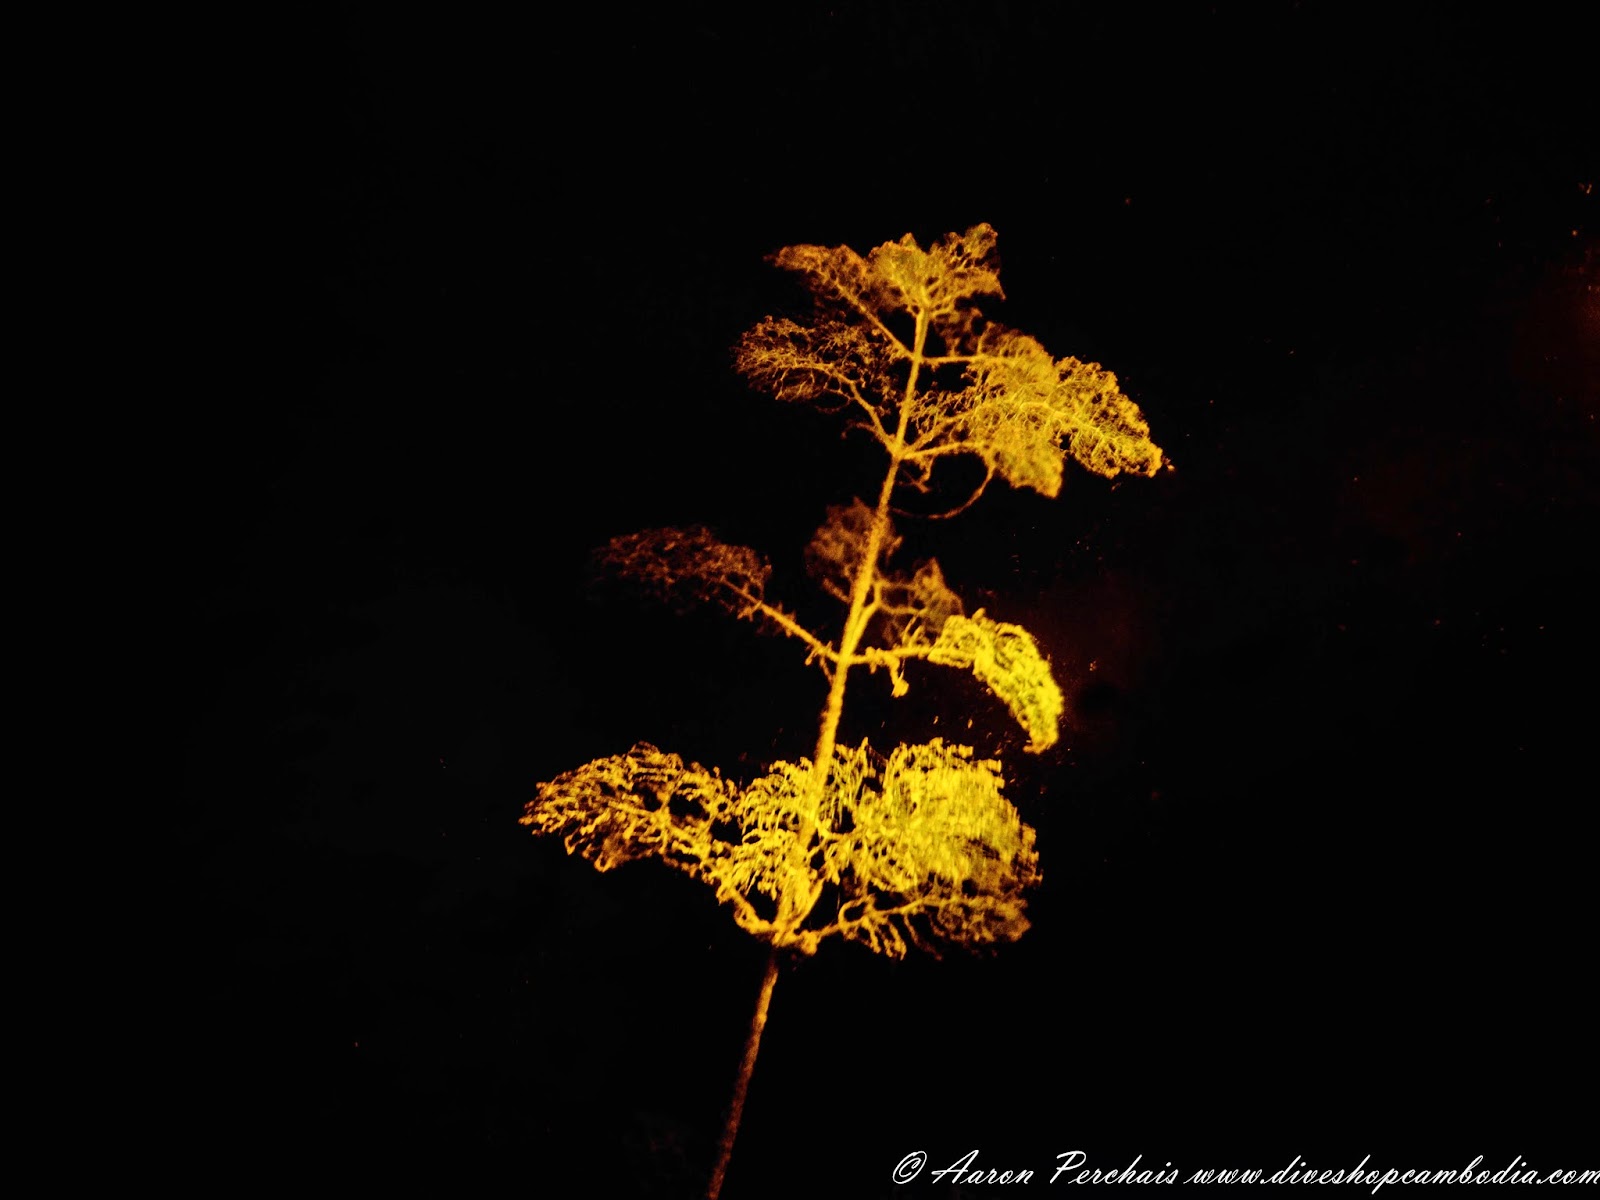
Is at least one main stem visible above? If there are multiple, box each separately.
[804,309,929,816]
[704,946,782,1200]
[702,311,930,1200]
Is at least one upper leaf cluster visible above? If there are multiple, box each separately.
[737,223,1166,495]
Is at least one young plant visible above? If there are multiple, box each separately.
[523,224,1164,1198]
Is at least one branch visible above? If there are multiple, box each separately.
[598,526,837,679]
[770,244,913,357]
[736,317,898,448]
[725,582,839,669]
[792,359,894,448]
[906,410,967,452]
[902,437,982,462]
[802,892,934,953]
[825,282,911,356]
[894,460,996,520]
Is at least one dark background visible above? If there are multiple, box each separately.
[155,2,1593,1191]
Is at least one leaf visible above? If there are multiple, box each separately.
[805,504,963,657]
[803,500,896,602]
[768,240,888,330]
[879,558,964,652]
[767,224,1005,333]
[927,610,1064,752]
[525,738,1041,958]
[598,526,771,616]
[522,743,742,875]
[715,758,828,920]
[955,329,1165,492]
[750,226,1164,493]
[734,317,899,421]
[865,224,1005,321]
[523,743,810,942]
[820,739,1039,957]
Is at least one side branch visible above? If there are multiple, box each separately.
[810,364,893,447]
[803,892,933,949]
[810,276,912,359]
[856,642,933,669]
[915,461,995,519]
[726,583,840,674]
[783,360,894,449]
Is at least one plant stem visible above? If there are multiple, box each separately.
[708,313,931,1198]
[705,946,783,1200]
[804,310,929,808]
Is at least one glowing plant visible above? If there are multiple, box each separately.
[524,224,1163,1198]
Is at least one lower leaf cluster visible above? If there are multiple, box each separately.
[523,739,1039,958]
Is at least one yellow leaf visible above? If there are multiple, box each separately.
[927,610,1064,752]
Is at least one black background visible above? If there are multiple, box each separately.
[155,2,1594,1192]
